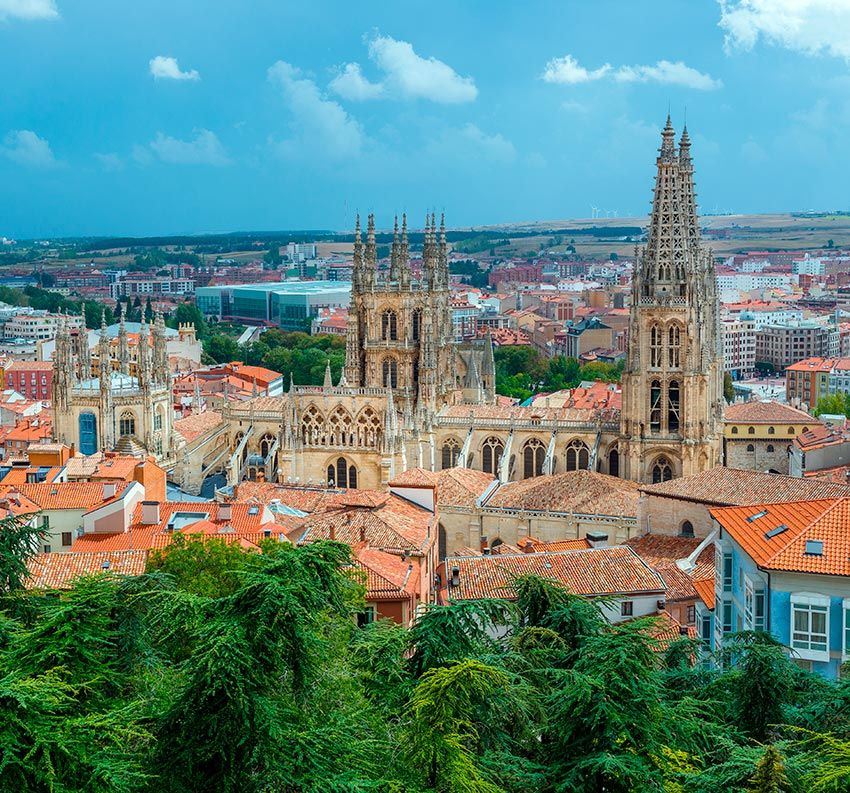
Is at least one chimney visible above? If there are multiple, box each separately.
[330,522,336,541]
[585,531,608,548]
[450,565,460,587]
[102,482,116,500]
[218,502,232,521]
[141,501,160,525]
[522,539,536,554]
[479,535,488,552]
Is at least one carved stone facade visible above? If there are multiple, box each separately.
[196,118,721,495]
[619,118,723,483]
[52,310,174,463]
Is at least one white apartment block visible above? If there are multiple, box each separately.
[721,318,756,379]
[2,312,84,341]
[716,273,793,292]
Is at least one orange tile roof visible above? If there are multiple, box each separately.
[641,466,850,505]
[785,357,838,373]
[0,466,63,485]
[14,481,129,510]
[390,467,496,509]
[692,577,715,610]
[446,546,665,601]
[289,493,434,555]
[233,481,339,512]
[351,546,419,601]
[711,498,850,576]
[487,471,640,517]
[724,400,814,424]
[519,536,592,552]
[626,534,714,602]
[25,550,148,589]
[641,611,697,648]
[71,500,271,552]
[174,410,224,441]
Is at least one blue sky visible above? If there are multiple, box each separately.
[2,0,850,238]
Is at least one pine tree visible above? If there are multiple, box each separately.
[748,745,792,793]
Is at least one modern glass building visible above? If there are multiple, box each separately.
[195,281,351,331]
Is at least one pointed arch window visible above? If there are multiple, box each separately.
[382,358,398,388]
[301,405,325,446]
[566,439,589,471]
[650,380,662,433]
[667,380,681,433]
[412,308,422,342]
[355,407,381,448]
[259,433,276,458]
[119,411,135,437]
[523,438,545,479]
[651,456,673,484]
[328,457,358,489]
[381,309,398,341]
[650,324,662,368]
[482,437,504,475]
[668,324,681,368]
[608,446,620,478]
[328,407,354,447]
[441,438,461,470]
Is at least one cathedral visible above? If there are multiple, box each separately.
[177,117,723,493]
[52,309,174,462]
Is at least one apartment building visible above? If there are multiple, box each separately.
[757,323,838,370]
[720,317,756,380]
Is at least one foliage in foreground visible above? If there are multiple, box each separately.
[2,539,850,792]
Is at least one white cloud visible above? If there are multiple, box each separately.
[0,0,58,21]
[1,130,59,167]
[542,55,611,84]
[268,60,364,159]
[329,62,384,100]
[147,129,230,165]
[365,34,478,103]
[429,123,516,164]
[94,152,125,171]
[614,60,722,90]
[542,54,721,90]
[149,55,200,81]
[719,0,850,60]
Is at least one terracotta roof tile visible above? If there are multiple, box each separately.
[173,411,223,441]
[25,550,148,589]
[351,546,418,601]
[692,577,715,610]
[626,534,714,602]
[487,471,640,517]
[724,400,813,424]
[445,546,665,601]
[640,466,850,505]
[14,481,130,510]
[711,498,850,576]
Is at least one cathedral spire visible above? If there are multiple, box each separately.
[660,113,676,161]
[352,213,363,294]
[117,304,130,376]
[389,215,401,284]
[400,212,411,288]
[323,359,333,389]
[364,213,377,290]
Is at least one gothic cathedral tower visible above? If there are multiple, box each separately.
[619,117,724,483]
[343,212,455,422]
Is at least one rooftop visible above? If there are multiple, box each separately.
[724,400,813,424]
[25,550,149,590]
[640,465,850,506]
[445,546,665,601]
[487,470,640,517]
[711,498,850,576]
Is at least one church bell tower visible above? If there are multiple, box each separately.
[619,117,724,483]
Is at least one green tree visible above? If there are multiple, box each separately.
[748,744,792,792]
[724,372,736,403]
[0,514,45,592]
[173,302,208,339]
[814,392,849,417]
[203,334,240,364]
[144,297,153,323]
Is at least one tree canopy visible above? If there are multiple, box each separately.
[1,530,849,792]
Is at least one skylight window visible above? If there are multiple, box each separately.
[747,509,769,522]
[805,540,824,556]
[764,524,789,539]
